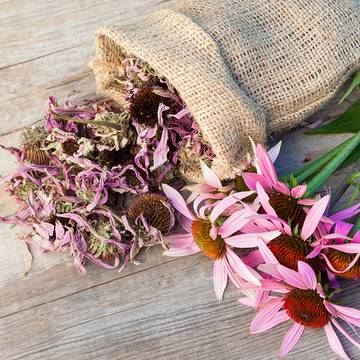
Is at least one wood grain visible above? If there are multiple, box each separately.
[0,1,359,359]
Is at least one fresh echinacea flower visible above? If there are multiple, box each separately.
[239,261,360,359]
[243,142,312,227]
[162,183,281,300]
[307,203,360,280]
[242,187,330,271]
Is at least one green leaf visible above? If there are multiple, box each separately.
[281,137,353,183]
[338,70,360,104]
[305,131,360,196]
[340,143,360,168]
[305,98,360,135]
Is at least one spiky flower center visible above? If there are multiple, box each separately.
[98,147,133,168]
[284,289,329,328]
[21,127,49,165]
[268,191,306,227]
[129,88,171,127]
[191,219,225,260]
[88,238,117,261]
[62,139,79,156]
[127,193,173,234]
[327,250,360,280]
[268,234,315,270]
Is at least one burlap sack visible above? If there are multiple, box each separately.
[90,0,360,179]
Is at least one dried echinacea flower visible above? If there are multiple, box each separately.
[21,127,49,165]
[177,144,209,182]
[88,237,118,262]
[98,146,133,169]
[127,193,174,234]
[93,111,135,150]
[129,88,171,127]
[62,138,80,156]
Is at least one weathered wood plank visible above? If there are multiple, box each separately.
[0,0,176,69]
[0,0,176,136]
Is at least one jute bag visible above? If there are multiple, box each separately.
[90,0,360,178]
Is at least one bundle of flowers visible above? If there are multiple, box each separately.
[1,55,360,359]
[161,141,360,359]
[0,56,213,272]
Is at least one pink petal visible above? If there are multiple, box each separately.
[259,279,291,293]
[332,303,360,320]
[256,182,277,217]
[167,233,194,248]
[326,243,360,253]
[238,296,257,308]
[255,310,290,333]
[162,184,194,220]
[258,238,279,264]
[257,264,282,279]
[180,216,193,233]
[219,209,249,238]
[277,265,309,290]
[256,143,278,185]
[210,192,252,224]
[250,299,283,334]
[324,323,350,360]
[331,319,360,350]
[335,220,354,238]
[150,127,169,171]
[224,231,280,248]
[226,248,261,286]
[331,203,360,222]
[242,172,273,192]
[306,245,323,259]
[301,195,330,241]
[291,185,307,198]
[267,141,282,163]
[200,161,222,189]
[297,261,317,290]
[213,258,228,301]
[242,249,264,268]
[163,244,200,257]
[273,181,290,195]
[278,323,305,358]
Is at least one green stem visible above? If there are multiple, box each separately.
[281,136,353,183]
[52,112,124,131]
[305,131,360,196]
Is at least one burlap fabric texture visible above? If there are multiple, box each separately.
[90,0,360,179]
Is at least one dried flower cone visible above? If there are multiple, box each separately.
[90,0,359,178]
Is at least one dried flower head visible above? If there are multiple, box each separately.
[129,88,171,127]
[21,127,49,165]
[177,144,207,181]
[98,147,133,168]
[93,111,134,150]
[62,138,80,156]
[88,237,118,261]
[127,193,174,234]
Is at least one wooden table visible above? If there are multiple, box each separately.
[0,1,359,359]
